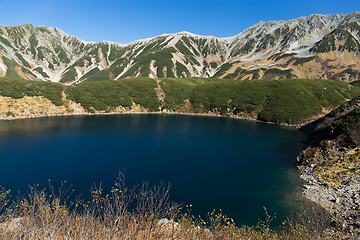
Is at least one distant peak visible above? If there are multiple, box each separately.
[173,31,217,39]
[99,40,126,47]
[20,23,34,27]
[177,31,192,35]
[175,31,199,37]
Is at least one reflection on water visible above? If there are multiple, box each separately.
[0,114,309,227]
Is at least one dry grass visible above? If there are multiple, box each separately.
[0,173,349,239]
[314,146,360,188]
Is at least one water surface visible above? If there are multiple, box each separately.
[0,114,308,227]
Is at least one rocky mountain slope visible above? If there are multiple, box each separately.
[0,12,359,83]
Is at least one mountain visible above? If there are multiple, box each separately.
[0,12,359,83]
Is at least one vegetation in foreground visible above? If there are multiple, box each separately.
[0,174,342,239]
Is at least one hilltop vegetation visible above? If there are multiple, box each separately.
[63,77,360,123]
[0,76,359,124]
[0,77,63,105]
[159,78,360,123]
[65,77,159,113]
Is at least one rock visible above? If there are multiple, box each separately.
[158,218,179,229]
[158,218,169,225]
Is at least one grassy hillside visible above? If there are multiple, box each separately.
[0,76,359,124]
[160,78,360,123]
[65,77,159,112]
[257,79,358,123]
[0,76,63,106]
[0,77,360,123]
[159,77,223,109]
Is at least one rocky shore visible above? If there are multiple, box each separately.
[297,140,360,232]
[298,164,360,231]
[293,97,360,233]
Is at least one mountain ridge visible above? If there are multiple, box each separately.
[0,12,359,83]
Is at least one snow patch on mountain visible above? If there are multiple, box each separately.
[166,35,183,48]
[149,60,157,79]
[100,40,126,48]
[0,58,7,76]
[115,60,134,80]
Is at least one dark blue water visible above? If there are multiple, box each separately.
[0,114,308,227]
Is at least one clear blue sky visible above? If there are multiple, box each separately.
[0,0,359,44]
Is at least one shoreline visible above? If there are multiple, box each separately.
[0,109,309,129]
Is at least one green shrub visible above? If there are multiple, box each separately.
[293,56,315,66]
[312,34,336,53]
[85,69,111,82]
[334,108,360,132]
[1,57,19,78]
[60,68,77,83]
[176,62,190,78]
[0,36,12,48]
[258,79,360,123]
[34,67,50,78]
[0,77,63,105]
[185,78,360,123]
[190,79,268,114]
[66,77,159,112]
[263,68,296,79]
[160,78,221,110]
[210,62,218,68]
[15,53,31,68]
[212,63,232,78]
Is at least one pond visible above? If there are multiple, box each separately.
[0,114,309,227]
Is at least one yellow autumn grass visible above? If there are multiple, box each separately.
[0,173,347,239]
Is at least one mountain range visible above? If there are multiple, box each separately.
[0,12,359,84]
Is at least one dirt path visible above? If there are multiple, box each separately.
[154,79,166,111]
